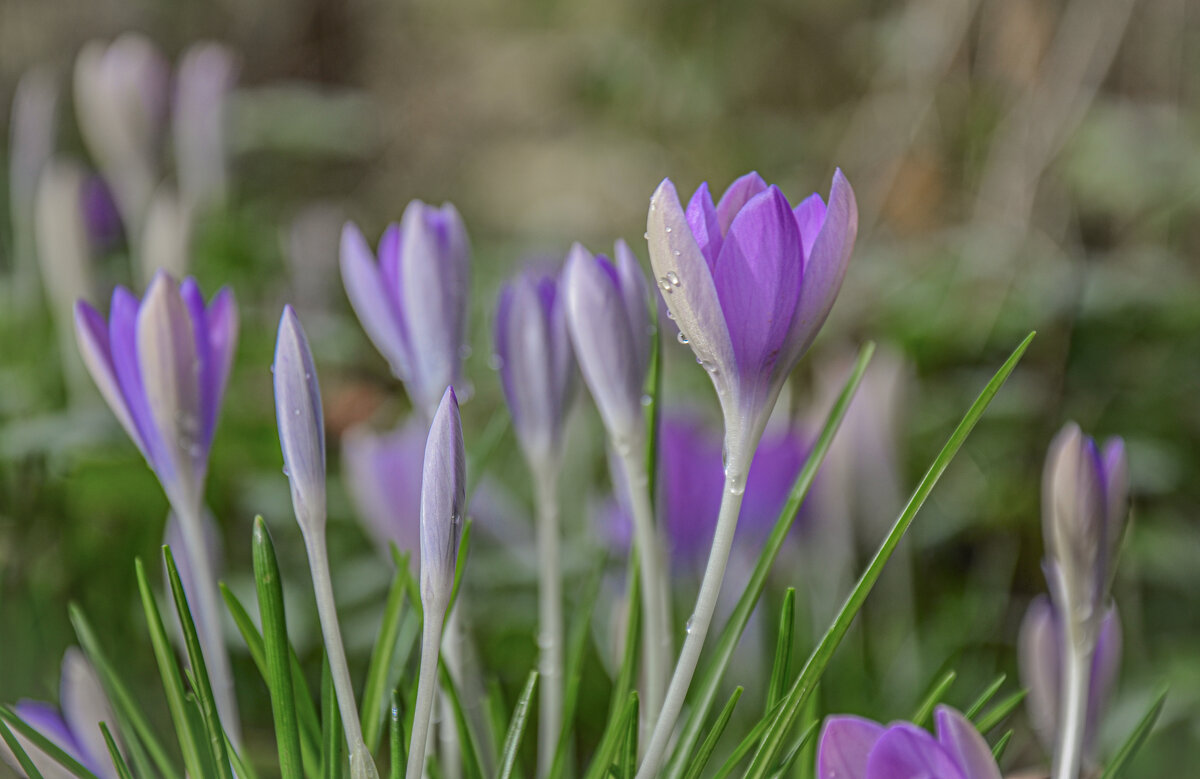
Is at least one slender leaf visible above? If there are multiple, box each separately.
[767,721,818,779]
[225,728,260,779]
[795,684,820,779]
[911,670,957,727]
[447,519,474,620]
[99,723,134,779]
[609,552,641,726]
[252,517,305,779]
[742,332,1035,779]
[549,562,604,779]
[644,324,663,507]
[709,700,785,779]
[583,692,638,779]
[438,658,487,779]
[680,686,742,779]
[664,342,876,779]
[362,552,411,751]
[990,730,1012,762]
[0,718,46,779]
[322,658,346,779]
[484,678,509,762]
[0,707,97,778]
[498,671,539,779]
[965,674,1007,721]
[616,696,639,779]
[390,689,407,779]
[1098,687,1167,779]
[466,411,511,499]
[767,589,796,713]
[974,690,1027,733]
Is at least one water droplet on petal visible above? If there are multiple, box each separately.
[665,309,675,320]
[685,615,695,634]
[643,232,650,240]
[673,250,681,257]
[657,277,673,294]
[677,332,689,345]
[282,467,290,477]
[666,271,680,287]
[665,226,672,233]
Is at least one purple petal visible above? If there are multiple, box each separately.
[342,420,426,563]
[713,186,803,384]
[340,222,412,382]
[1018,594,1061,755]
[420,387,466,610]
[496,276,558,462]
[715,171,768,233]
[1101,437,1128,564]
[685,183,722,270]
[109,285,164,471]
[613,239,652,378]
[377,223,404,313]
[274,305,327,535]
[1086,606,1122,754]
[60,648,119,777]
[793,192,827,259]
[740,426,808,540]
[204,287,238,442]
[8,700,94,778]
[74,302,142,454]
[934,706,1002,779]
[180,278,216,461]
[658,414,725,564]
[864,723,965,779]
[816,715,884,779]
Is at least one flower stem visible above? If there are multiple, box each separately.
[305,532,379,779]
[533,464,564,778]
[1053,624,1093,779]
[635,468,747,779]
[407,610,446,779]
[439,607,464,779]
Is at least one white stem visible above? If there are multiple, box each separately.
[635,470,747,779]
[533,464,564,778]
[175,502,241,745]
[439,607,463,779]
[305,532,379,779]
[408,611,446,779]
[615,448,670,740]
[1053,623,1093,779]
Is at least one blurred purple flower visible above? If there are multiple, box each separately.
[646,171,857,468]
[74,271,237,510]
[81,175,123,252]
[420,387,466,612]
[494,266,576,468]
[817,706,1001,779]
[173,42,238,211]
[1,649,120,779]
[340,201,471,419]
[1020,595,1121,763]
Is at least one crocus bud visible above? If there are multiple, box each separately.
[173,42,237,212]
[74,272,237,511]
[340,201,471,419]
[646,171,857,470]
[419,387,466,613]
[9,66,59,272]
[1020,596,1121,763]
[274,305,326,535]
[817,706,1001,779]
[139,185,193,281]
[563,240,651,450]
[494,267,576,468]
[35,161,94,328]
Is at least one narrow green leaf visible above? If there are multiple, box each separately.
[767,589,796,713]
[680,686,742,779]
[742,332,1035,779]
[0,708,97,778]
[252,517,305,779]
[446,519,473,620]
[766,721,818,779]
[361,552,411,751]
[965,674,1007,721]
[609,551,641,726]
[0,717,46,779]
[911,670,957,727]
[163,546,234,779]
[498,671,539,779]
[70,604,181,779]
[708,700,785,779]
[583,692,638,779]
[1098,687,1167,779]
[795,684,820,779]
[484,678,509,763]
[390,689,407,779]
[322,659,347,779]
[974,690,1027,733]
[466,411,511,499]
[438,658,487,779]
[99,723,134,779]
[644,325,663,507]
[990,730,1012,762]
[616,695,639,779]
[664,343,877,779]
[549,562,605,779]
[225,727,260,779]
[135,557,208,779]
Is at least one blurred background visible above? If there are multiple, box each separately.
[1,0,1198,775]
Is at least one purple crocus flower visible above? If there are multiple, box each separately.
[81,175,124,252]
[818,706,1001,779]
[494,266,576,469]
[342,418,426,560]
[1,649,120,779]
[74,271,237,511]
[645,171,857,470]
[340,201,471,419]
[420,387,467,613]
[1020,595,1121,764]
[173,42,238,212]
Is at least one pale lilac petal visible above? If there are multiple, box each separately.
[1018,594,1060,754]
[817,715,884,779]
[180,278,216,456]
[109,285,163,469]
[274,305,326,534]
[342,421,425,564]
[377,223,404,313]
[713,186,803,382]
[497,276,557,461]
[1086,606,1122,754]
[8,701,83,779]
[204,287,238,439]
[420,387,466,610]
[613,239,652,377]
[793,192,827,259]
[685,182,722,270]
[340,222,411,382]
[934,707,1002,779]
[1101,438,1128,564]
[715,171,768,233]
[74,301,142,455]
[60,648,119,778]
[864,724,965,779]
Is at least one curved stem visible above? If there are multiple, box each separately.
[305,532,379,779]
[533,464,564,778]
[1053,624,1093,779]
[407,611,446,779]
[635,470,747,779]
[440,607,464,779]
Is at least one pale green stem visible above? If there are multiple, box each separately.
[532,463,564,778]
[1053,622,1093,779]
[304,531,379,779]
[439,607,463,779]
[407,610,447,779]
[635,467,748,779]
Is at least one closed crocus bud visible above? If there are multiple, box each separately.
[341,201,471,419]
[74,272,237,511]
[139,185,193,281]
[419,387,466,614]
[563,240,651,449]
[274,305,326,534]
[646,171,857,472]
[1020,596,1122,764]
[173,42,237,212]
[817,706,1001,779]
[35,162,94,348]
[494,267,576,468]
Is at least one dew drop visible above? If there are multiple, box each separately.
[293,408,301,416]
[459,344,473,359]
[685,615,695,634]
[673,250,681,257]
[665,309,675,321]
[640,394,653,407]
[488,354,504,371]
[677,331,689,345]
[657,277,673,293]
[282,467,290,477]
[666,271,680,287]
[643,232,650,240]
[269,365,275,374]
[305,372,311,381]
[665,226,672,233]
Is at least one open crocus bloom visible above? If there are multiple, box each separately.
[646,171,857,475]
[818,706,1001,779]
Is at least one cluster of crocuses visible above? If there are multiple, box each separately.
[2,160,1131,779]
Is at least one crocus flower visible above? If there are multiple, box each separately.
[646,170,857,472]
[563,240,651,450]
[139,185,192,281]
[419,387,467,612]
[74,34,169,237]
[172,42,237,212]
[340,201,471,419]
[81,175,123,252]
[343,419,426,560]
[9,66,59,281]
[494,266,577,470]
[1,649,120,779]
[1020,596,1122,764]
[818,706,1001,779]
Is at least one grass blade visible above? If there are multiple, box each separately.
[0,707,97,778]
[163,546,233,779]
[990,729,1012,762]
[616,696,639,779]
[498,671,539,779]
[447,520,473,620]
[322,659,347,779]
[964,674,1007,721]
[766,589,796,713]
[466,411,511,499]
[766,720,818,779]
[0,717,46,779]
[681,686,742,779]
[548,562,604,779]
[484,678,509,762]
[99,722,134,779]
[1098,687,1167,779]
[390,689,407,779]
[361,551,411,751]
[644,325,663,506]
[583,692,638,779]
[610,552,642,724]
[742,332,1035,779]
[911,669,957,727]
[438,658,487,779]
[663,342,876,779]
[709,699,785,779]
[974,690,1027,733]
[252,517,305,779]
